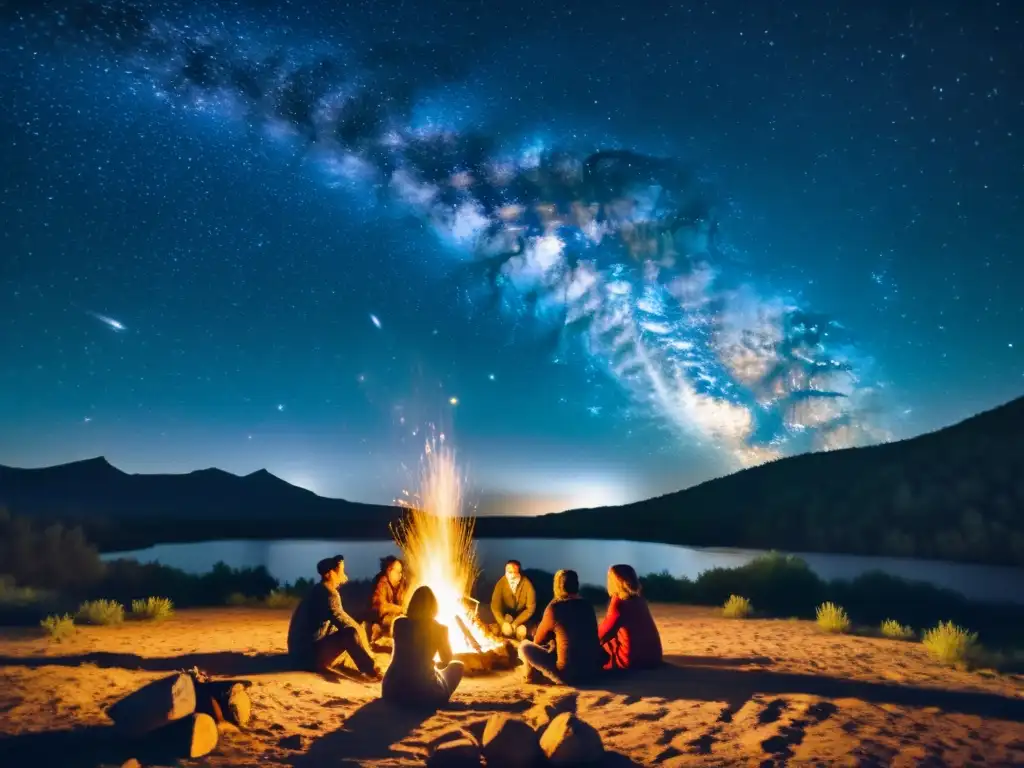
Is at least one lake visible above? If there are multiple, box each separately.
[106,538,1024,605]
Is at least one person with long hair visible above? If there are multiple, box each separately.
[599,564,662,671]
[381,585,464,708]
[368,555,407,644]
[518,569,603,685]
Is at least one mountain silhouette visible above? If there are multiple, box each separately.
[1,394,1022,564]
[496,394,1024,566]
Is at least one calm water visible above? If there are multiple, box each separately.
[106,538,1024,605]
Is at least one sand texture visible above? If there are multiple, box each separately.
[2,605,1023,766]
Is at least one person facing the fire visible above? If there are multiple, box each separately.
[490,559,537,640]
[368,555,407,643]
[599,563,663,671]
[286,554,381,680]
[381,584,465,708]
[517,569,604,685]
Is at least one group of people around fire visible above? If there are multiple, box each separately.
[286,553,663,709]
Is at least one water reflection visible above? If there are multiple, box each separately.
[106,538,1024,605]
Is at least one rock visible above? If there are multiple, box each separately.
[106,672,197,737]
[481,713,541,768]
[429,727,480,752]
[277,733,306,750]
[156,712,219,758]
[539,712,603,766]
[426,737,483,768]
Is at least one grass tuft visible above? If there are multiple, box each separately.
[130,596,174,621]
[880,618,915,640]
[922,620,978,667]
[76,599,125,626]
[722,594,752,619]
[816,601,851,633]
[40,613,76,641]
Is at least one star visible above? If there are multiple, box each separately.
[370,314,382,329]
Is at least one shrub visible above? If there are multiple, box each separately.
[76,599,125,626]
[722,594,752,618]
[40,613,76,641]
[816,602,850,633]
[922,621,978,666]
[130,596,174,621]
[263,590,300,610]
[226,592,252,606]
[880,619,915,640]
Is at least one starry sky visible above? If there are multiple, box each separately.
[1,0,1021,514]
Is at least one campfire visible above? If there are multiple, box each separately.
[393,438,511,673]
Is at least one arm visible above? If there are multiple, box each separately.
[326,587,362,633]
[490,580,505,623]
[598,596,624,645]
[372,577,404,617]
[513,579,536,627]
[436,621,453,667]
[533,603,555,646]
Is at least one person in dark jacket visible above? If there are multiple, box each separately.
[381,585,464,709]
[287,554,380,679]
[517,569,603,685]
[368,555,407,643]
[490,559,537,640]
[599,563,663,671]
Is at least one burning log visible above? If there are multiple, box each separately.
[453,614,483,655]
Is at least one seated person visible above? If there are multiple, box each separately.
[599,564,663,671]
[286,554,380,680]
[381,585,464,709]
[490,559,537,640]
[518,569,603,685]
[368,555,407,643]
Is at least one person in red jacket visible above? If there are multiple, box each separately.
[598,563,663,671]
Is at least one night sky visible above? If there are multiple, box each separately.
[1,0,1021,513]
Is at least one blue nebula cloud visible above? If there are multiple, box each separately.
[36,1,892,466]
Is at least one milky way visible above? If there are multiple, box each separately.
[28,1,892,466]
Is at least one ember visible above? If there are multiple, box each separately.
[394,437,505,667]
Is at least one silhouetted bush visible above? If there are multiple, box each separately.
[0,509,104,592]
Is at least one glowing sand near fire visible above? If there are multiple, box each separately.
[393,438,501,655]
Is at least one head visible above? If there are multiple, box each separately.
[405,585,439,621]
[607,564,642,600]
[316,555,347,588]
[553,569,580,600]
[380,555,404,587]
[505,560,522,581]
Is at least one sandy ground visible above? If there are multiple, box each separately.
[1,605,1023,767]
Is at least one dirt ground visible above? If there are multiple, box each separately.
[1,604,1023,766]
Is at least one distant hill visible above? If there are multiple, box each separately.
[499,395,1024,567]
[0,457,399,550]
[2,394,1022,565]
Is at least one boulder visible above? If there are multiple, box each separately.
[539,712,603,765]
[156,712,220,758]
[481,713,541,768]
[426,737,482,768]
[429,726,480,752]
[106,672,197,736]
[197,681,252,729]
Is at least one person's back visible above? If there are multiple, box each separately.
[600,595,662,670]
[381,586,464,708]
[545,596,602,681]
[287,582,332,667]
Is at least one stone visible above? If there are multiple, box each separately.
[539,712,604,766]
[198,681,252,729]
[429,726,480,752]
[106,672,197,737]
[481,713,541,768]
[426,737,483,768]
[157,712,219,758]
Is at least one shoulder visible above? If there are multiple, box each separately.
[522,575,536,589]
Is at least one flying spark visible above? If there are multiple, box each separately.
[370,314,382,329]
